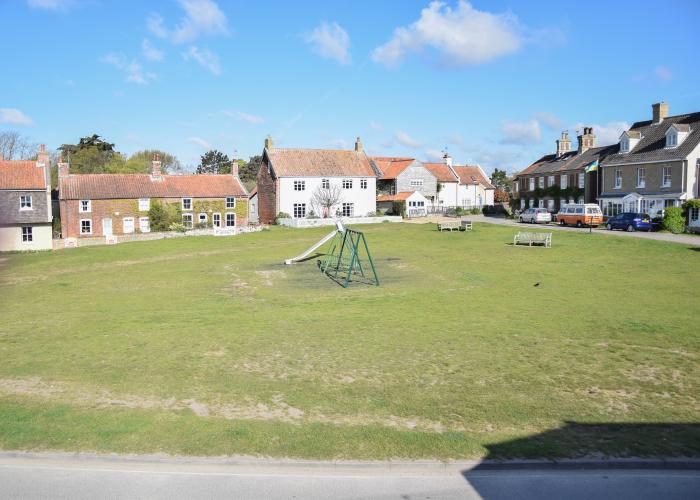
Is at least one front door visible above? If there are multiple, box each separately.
[102,218,113,236]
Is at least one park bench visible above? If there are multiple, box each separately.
[514,232,552,247]
[437,221,461,231]
[461,219,473,231]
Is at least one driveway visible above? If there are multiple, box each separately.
[407,215,700,246]
[1,453,698,500]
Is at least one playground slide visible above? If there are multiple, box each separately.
[284,221,345,265]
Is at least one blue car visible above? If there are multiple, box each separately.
[605,212,652,232]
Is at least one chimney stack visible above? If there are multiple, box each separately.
[58,157,69,178]
[556,131,571,157]
[577,127,596,153]
[151,153,162,176]
[652,101,668,124]
[264,136,274,150]
[36,144,50,167]
[354,136,363,152]
[443,152,453,168]
[230,157,239,177]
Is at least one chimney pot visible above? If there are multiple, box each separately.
[652,101,668,124]
[443,153,453,168]
[354,136,363,152]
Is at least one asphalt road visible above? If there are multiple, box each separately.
[0,455,698,500]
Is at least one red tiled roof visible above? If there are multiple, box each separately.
[371,156,415,180]
[452,165,495,189]
[423,162,458,182]
[377,191,416,202]
[59,173,247,200]
[266,148,376,177]
[0,160,47,190]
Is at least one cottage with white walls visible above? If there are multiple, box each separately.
[256,137,379,223]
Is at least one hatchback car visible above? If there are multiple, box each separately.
[605,212,652,232]
[519,208,552,224]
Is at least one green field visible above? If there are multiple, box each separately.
[0,223,698,460]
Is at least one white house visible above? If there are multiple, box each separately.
[424,160,460,207]
[377,191,430,217]
[453,163,495,207]
[256,137,379,223]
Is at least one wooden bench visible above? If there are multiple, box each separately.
[437,221,461,231]
[514,232,552,247]
[461,219,473,231]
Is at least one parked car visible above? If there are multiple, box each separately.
[605,212,652,232]
[519,208,552,224]
[557,204,603,227]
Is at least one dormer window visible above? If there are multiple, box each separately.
[666,130,677,148]
[666,124,689,148]
[620,131,640,153]
[620,137,629,153]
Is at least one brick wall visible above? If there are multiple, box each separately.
[257,158,278,224]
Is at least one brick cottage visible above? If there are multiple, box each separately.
[58,154,248,238]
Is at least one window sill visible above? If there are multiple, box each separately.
[19,208,33,211]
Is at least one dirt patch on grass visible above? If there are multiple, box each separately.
[255,269,286,286]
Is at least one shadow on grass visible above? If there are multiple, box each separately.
[689,247,700,252]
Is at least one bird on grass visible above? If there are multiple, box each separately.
[533,282,541,287]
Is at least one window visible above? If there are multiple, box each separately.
[529,178,535,191]
[620,137,629,153]
[548,175,555,187]
[578,173,585,189]
[514,182,519,192]
[662,166,672,187]
[21,226,33,242]
[342,202,354,217]
[79,200,91,213]
[664,199,677,208]
[342,179,353,189]
[123,217,135,234]
[213,213,221,227]
[538,199,544,208]
[321,179,330,189]
[528,199,534,208]
[139,217,150,233]
[138,198,150,211]
[19,195,32,210]
[560,175,568,189]
[198,213,208,226]
[575,207,584,214]
[182,198,192,210]
[666,131,677,148]
[225,213,236,227]
[226,197,236,208]
[182,213,193,228]
[520,199,525,209]
[636,168,646,188]
[408,200,425,207]
[547,199,554,210]
[690,207,700,222]
[538,177,544,188]
[293,180,305,191]
[360,178,368,189]
[410,179,423,188]
[614,169,622,189]
[293,203,306,218]
[80,219,92,234]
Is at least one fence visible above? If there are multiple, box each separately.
[277,216,402,228]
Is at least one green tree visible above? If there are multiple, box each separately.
[197,150,230,174]
[121,150,182,174]
[58,134,117,174]
[490,168,510,192]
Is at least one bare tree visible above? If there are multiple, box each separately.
[0,131,38,160]
[311,184,344,218]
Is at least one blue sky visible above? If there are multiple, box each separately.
[1,0,699,173]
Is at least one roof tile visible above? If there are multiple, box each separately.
[0,160,47,190]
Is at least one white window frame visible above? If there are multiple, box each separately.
[560,175,568,189]
[614,169,622,189]
[79,200,91,213]
[529,178,535,191]
[666,131,677,148]
[139,217,150,233]
[360,178,368,189]
[181,198,192,211]
[198,213,208,226]
[620,137,629,153]
[341,202,354,217]
[182,213,193,228]
[19,195,33,210]
[321,178,330,189]
[342,179,353,189]
[21,226,33,242]
[293,180,306,191]
[226,197,236,209]
[690,207,699,222]
[409,179,423,188]
[80,219,92,235]
[662,166,672,187]
[538,177,544,189]
[578,172,585,189]
[548,175,555,187]
[213,213,221,227]
[122,217,135,234]
[293,203,306,219]
[225,212,236,227]
[138,198,150,211]
[636,168,646,188]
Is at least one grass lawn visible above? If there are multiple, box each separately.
[0,222,698,460]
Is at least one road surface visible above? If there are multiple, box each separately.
[0,453,698,499]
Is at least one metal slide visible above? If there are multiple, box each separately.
[284,221,345,265]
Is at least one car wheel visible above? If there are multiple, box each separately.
[627,224,635,232]
[606,224,612,231]
[576,221,582,228]
[560,220,566,226]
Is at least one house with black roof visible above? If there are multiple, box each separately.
[598,102,700,217]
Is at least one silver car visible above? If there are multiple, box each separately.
[519,208,552,224]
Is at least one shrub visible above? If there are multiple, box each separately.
[149,200,182,232]
[469,207,482,215]
[663,206,685,234]
[275,212,291,224]
[453,207,466,216]
[169,222,188,233]
[392,201,406,217]
[306,210,320,220]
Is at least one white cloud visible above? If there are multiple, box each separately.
[101,52,156,85]
[532,111,562,130]
[500,119,541,145]
[141,39,164,62]
[304,21,351,65]
[395,130,423,148]
[187,136,211,149]
[0,108,35,126]
[655,65,673,81]
[370,121,383,131]
[149,0,228,44]
[182,46,221,75]
[424,149,445,161]
[26,0,74,11]
[223,110,264,124]
[372,0,521,68]
[571,122,630,146]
